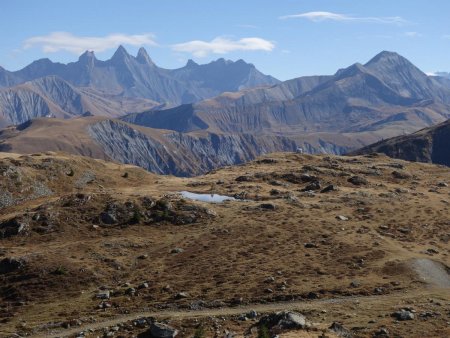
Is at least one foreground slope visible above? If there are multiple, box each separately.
[0,151,449,337]
[353,119,450,166]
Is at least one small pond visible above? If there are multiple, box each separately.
[179,191,236,203]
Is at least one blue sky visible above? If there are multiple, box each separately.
[1,0,450,80]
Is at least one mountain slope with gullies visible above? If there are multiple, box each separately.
[124,51,450,136]
[0,46,279,106]
[352,118,450,166]
[0,151,449,338]
[0,76,159,127]
[0,117,361,176]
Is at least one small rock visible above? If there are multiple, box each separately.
[392,310,414,321]
[336,215,349,221]
[392,170,411,179]
[170,248,184,254]
[348,176,368,186]
[100,212,117,225]
[350,280,361,288]
[302,181,321,191]
[125,287,136,295]
[329,322,352,338]
[96,290,110,300]
[373,327,389,337]
[304,243,318,248]
[259,203,276,210]
[138,282,149,289]
[133,318,149,328]
[320,184,337,193]
[175,292,189,299]
[247,310,258,319]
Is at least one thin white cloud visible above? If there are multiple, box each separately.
[23,32,157,54]
[404,31,422,38]
[280,11,407,25]
[172,37,275,57]
[236,24,259,29]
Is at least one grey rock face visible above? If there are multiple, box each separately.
[352,119,450,167]
[87,119,299,176]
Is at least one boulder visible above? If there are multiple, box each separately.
[392,170,412,179]
[258,311,308,330]
[0,257,25,274]
[259,203,276,210]
[302,181,321,191]
[174,292,189,299]
[392,310,414,321]
[348,176,368,186]
[0,218,29,238]
[100,211,117,225]
[329,322,353,337]
[321,184,337,193]
[149,322,178,338]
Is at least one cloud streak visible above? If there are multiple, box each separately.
[23,32,157,54]
[172,37,275,57]
[280,11,407,25]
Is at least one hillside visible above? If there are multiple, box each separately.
[0,117,363,176]
[0,76,158,127]
[0,151,449,337]
[352,119,450,166]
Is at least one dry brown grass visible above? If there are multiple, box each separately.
[0,151,449,337]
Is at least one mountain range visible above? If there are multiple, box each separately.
[0,50,449,175]
[0,46,279,127]
[123,51,450,135]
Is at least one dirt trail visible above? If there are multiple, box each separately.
[31,293,402,338]
[412,258,450,288]
[30,258,450,338]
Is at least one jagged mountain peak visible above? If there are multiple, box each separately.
[185,59,199,68]
[136,47,153,65]
[365,50,416,70]
[78,50,97,66]
[111,45,132,61]
[334,62,368,79]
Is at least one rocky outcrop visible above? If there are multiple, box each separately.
[87,119,299,176]
[351,119,450,166]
